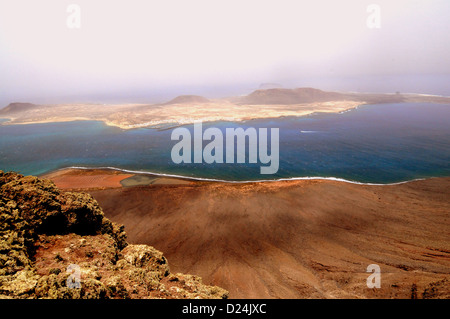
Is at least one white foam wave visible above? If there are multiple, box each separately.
[63,166,426,186]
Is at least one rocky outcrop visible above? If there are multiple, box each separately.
[0,171,228,299]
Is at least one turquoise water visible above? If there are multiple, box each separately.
[0,103,449,183]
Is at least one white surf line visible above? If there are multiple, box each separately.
[63,166,428,186]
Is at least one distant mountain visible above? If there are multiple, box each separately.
[0,102,38,114]
[164,95,210,105]
[240,87,345,105]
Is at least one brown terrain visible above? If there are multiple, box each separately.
[38,169,450,299]
[1,88,449,129]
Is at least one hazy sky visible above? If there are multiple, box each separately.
[0,0,449,104]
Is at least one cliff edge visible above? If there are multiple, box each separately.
[0,171,228,299]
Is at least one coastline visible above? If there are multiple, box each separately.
[40,166,436,188]
[0,100,362,130]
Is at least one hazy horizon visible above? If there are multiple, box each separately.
[1,0,449,106]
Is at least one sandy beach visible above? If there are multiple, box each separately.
[41,168,450,299]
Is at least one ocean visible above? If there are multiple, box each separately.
[0,103,449,184]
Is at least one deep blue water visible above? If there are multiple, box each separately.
[0,103,449,183]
